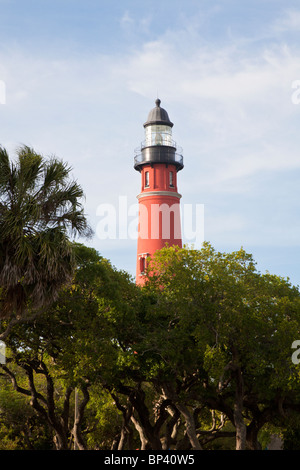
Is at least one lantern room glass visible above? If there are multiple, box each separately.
[145,124,173,147]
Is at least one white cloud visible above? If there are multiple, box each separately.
[271,9,300,33]
[119,10,152,37]
[120,11,134,29]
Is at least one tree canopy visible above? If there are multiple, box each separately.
[1,242,300,450]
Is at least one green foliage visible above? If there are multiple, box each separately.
[85,386,124,449]
[146,244,300,390]
[282,416,300,450]
[0,367,52,449]
[1,242,300,450]
[0,145,92,320]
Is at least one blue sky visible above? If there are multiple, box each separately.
[0,0,300,286]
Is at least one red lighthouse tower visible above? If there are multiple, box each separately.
[134,99,184,285]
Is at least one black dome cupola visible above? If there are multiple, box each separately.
[144,99,174,127]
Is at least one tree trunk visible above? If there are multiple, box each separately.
[164,405,180,450]
[73,384,89,450]
[246,423,261,450]
[233,367,246,450]
[131,414,149,450]
[129,388,162,450]
[161,383,202,450]
[53,431,69,450]
[176,403,202,450]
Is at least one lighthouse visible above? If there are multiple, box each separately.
[134,99,184,285]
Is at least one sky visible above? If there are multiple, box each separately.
[0,0,300,286]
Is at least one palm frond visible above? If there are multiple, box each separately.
[0,145,92,319]
[0,146,11,190]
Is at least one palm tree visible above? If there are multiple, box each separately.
[0,145,92,320]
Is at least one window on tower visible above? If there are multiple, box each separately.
[169,171,174,187]
[139,253,149,276]
[145,171,149,188]
[140,257,146,274]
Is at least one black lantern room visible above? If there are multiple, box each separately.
[134,99,184,172]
